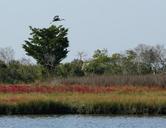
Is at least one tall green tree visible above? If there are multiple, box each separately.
[23,25,69,74]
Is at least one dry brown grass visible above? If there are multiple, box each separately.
[53,74,166,87]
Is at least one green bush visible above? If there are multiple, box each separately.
[0,60,43,84]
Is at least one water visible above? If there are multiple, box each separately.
[0,115,165,128]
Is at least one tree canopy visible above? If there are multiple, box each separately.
[23,25,69,72]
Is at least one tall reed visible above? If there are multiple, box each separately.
[54,74,166,87]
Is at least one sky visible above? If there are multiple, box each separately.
[0,0,166,62]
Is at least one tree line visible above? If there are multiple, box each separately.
[56,44,166,77]
[0,23,166,83]
[0,43,166,83]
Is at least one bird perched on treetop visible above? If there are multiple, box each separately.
[50,16,65,24]
[53,15,65,22]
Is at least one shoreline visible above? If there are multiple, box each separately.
[0,103,165,115]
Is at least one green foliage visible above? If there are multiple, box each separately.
[93,49,111,63]
[0,60,42,84]
[56,63,72,77]
[0,60,8,82]
[56,59,84,77]
[83,49,111,75]
[23,25,69,73]
[70,59,85,76]
[58,45,166,77]
[109,53,123,74]
[83,61,108,75]
[1,43,166,83]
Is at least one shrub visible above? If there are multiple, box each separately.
[0,60,43,84]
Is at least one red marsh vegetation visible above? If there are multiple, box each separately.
[0,84,164,94]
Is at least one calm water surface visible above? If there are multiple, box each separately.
[0,115,165,128]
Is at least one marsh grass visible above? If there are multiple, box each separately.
[54,74,166,87]
[0,89,165,115]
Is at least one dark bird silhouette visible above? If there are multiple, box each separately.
[52,15,65,22]
[50,16,65,24]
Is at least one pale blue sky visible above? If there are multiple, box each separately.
[0,0,166,61]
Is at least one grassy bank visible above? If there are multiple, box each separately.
[0,85,165,115]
